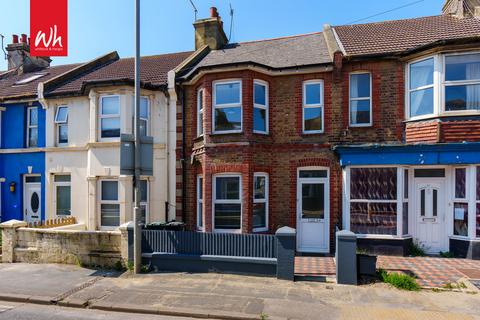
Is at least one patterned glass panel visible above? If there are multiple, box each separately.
[455,168,466,199]
[350,168,397,200]
[350,202,397,235]
[402,202,409,235]
[477,203,480,238]
[477,166,480,201]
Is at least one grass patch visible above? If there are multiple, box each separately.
[378,269,420,291]
[409,241,426,257]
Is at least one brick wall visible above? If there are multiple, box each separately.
[405,121,440,143]
[441,120,480,143]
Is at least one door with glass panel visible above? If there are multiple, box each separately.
[297,169,329,253]
[414,180,446,253]
[24,175,41,223]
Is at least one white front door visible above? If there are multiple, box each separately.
[413,179,447,253]
[296,168,329,253]
[24,181,41,224]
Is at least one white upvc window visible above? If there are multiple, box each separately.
[99,179,120,228]
[197,175,203,230]
[349,72,372,126]
[253,80,268,134]
[213,80,242,134]
[302,80,324,133]
[406,51,480,120]
[138,96,150,137]
[26,106,38,148]
[99,95,120,140]
[197,89,204,137]
[54,174,71,216]
[54,106,68,146]
[213,174,242,232]
[253,173,268,232]
[139,179,149,224]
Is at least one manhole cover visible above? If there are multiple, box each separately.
[457,268,480,279]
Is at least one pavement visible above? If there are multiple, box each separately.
[1,263,480,320]
[0,301,193,320]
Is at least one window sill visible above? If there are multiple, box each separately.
[349,124,372,128]
[211,131,243,135]
[404,112,480,123]
[213,229,242,234]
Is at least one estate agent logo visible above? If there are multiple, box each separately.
[30,0,68,56]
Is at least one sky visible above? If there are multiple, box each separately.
[0,0,443,70]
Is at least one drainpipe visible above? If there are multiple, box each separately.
[181,87,186,223]
[37,82,49,109]
[167,70,178,222]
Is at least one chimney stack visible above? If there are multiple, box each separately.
[6,33,51,73]
[193,6,228,50]
[442,0,480,18]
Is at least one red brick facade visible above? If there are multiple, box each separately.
[405,119,480,144]
[176,58,406,252]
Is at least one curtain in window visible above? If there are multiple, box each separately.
[466,63,480,110]
[410,62,433,117]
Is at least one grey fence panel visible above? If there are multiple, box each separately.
[142,230,277,258]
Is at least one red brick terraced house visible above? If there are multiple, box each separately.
[333,0,480,259]
[172,0,480,258]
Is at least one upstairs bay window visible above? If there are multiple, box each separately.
[100,96,120,139]
[197,89,204,137]
[253,80,268,134]
[349,73,372,126]
[407,52,480,119]
[213,81,242,133]
[303,80,323,133]
[27,107,38,148]
[55,106,68,145]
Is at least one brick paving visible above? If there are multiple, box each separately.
[295,255,480,288]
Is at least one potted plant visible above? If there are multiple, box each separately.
[357,248,377,276]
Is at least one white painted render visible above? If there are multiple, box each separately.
[44,86,170,230]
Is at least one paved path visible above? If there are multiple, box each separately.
[1,263,480,320]
[295,255,480,287]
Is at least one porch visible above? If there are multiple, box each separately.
[295,255,480,288]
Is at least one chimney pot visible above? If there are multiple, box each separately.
[12,34,18,44]
[210,7,219,18]
[20,34,27,43]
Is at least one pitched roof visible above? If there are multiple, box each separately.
[47,51,193,96]
[181,32,331,78]
[334,15,480,57]
[0,63,81,100]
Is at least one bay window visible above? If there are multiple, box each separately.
[213,175,241,231]
[54,175,71,216]
[445,53,480,111]
[100,95,120,139]
[302,80,323,133]
[197,89,204,136]
[253,80,268,134]
[253,173,268,232]
[407,52,480,119]
[213,80,242,133]
[197,175,203,230]
[139,97,149,137]
[27,106,38,147]
[99,180,120,228]
[55,106,68,145]
[349,73,372,126]
[349,167,398,235]
[408,58,434,118]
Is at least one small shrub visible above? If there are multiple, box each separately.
[127,261,134,271]
[140,264,150,273]
[443,282,467,290]
[114,260,126,272]
[260,312,269,320]
[378,269,420,291]
[439,251,454,258]
[356,248,368,255]
[409,241,426,257]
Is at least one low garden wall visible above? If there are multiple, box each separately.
[0,220,130,268]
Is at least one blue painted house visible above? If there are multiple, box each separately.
[0,35,78,223]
